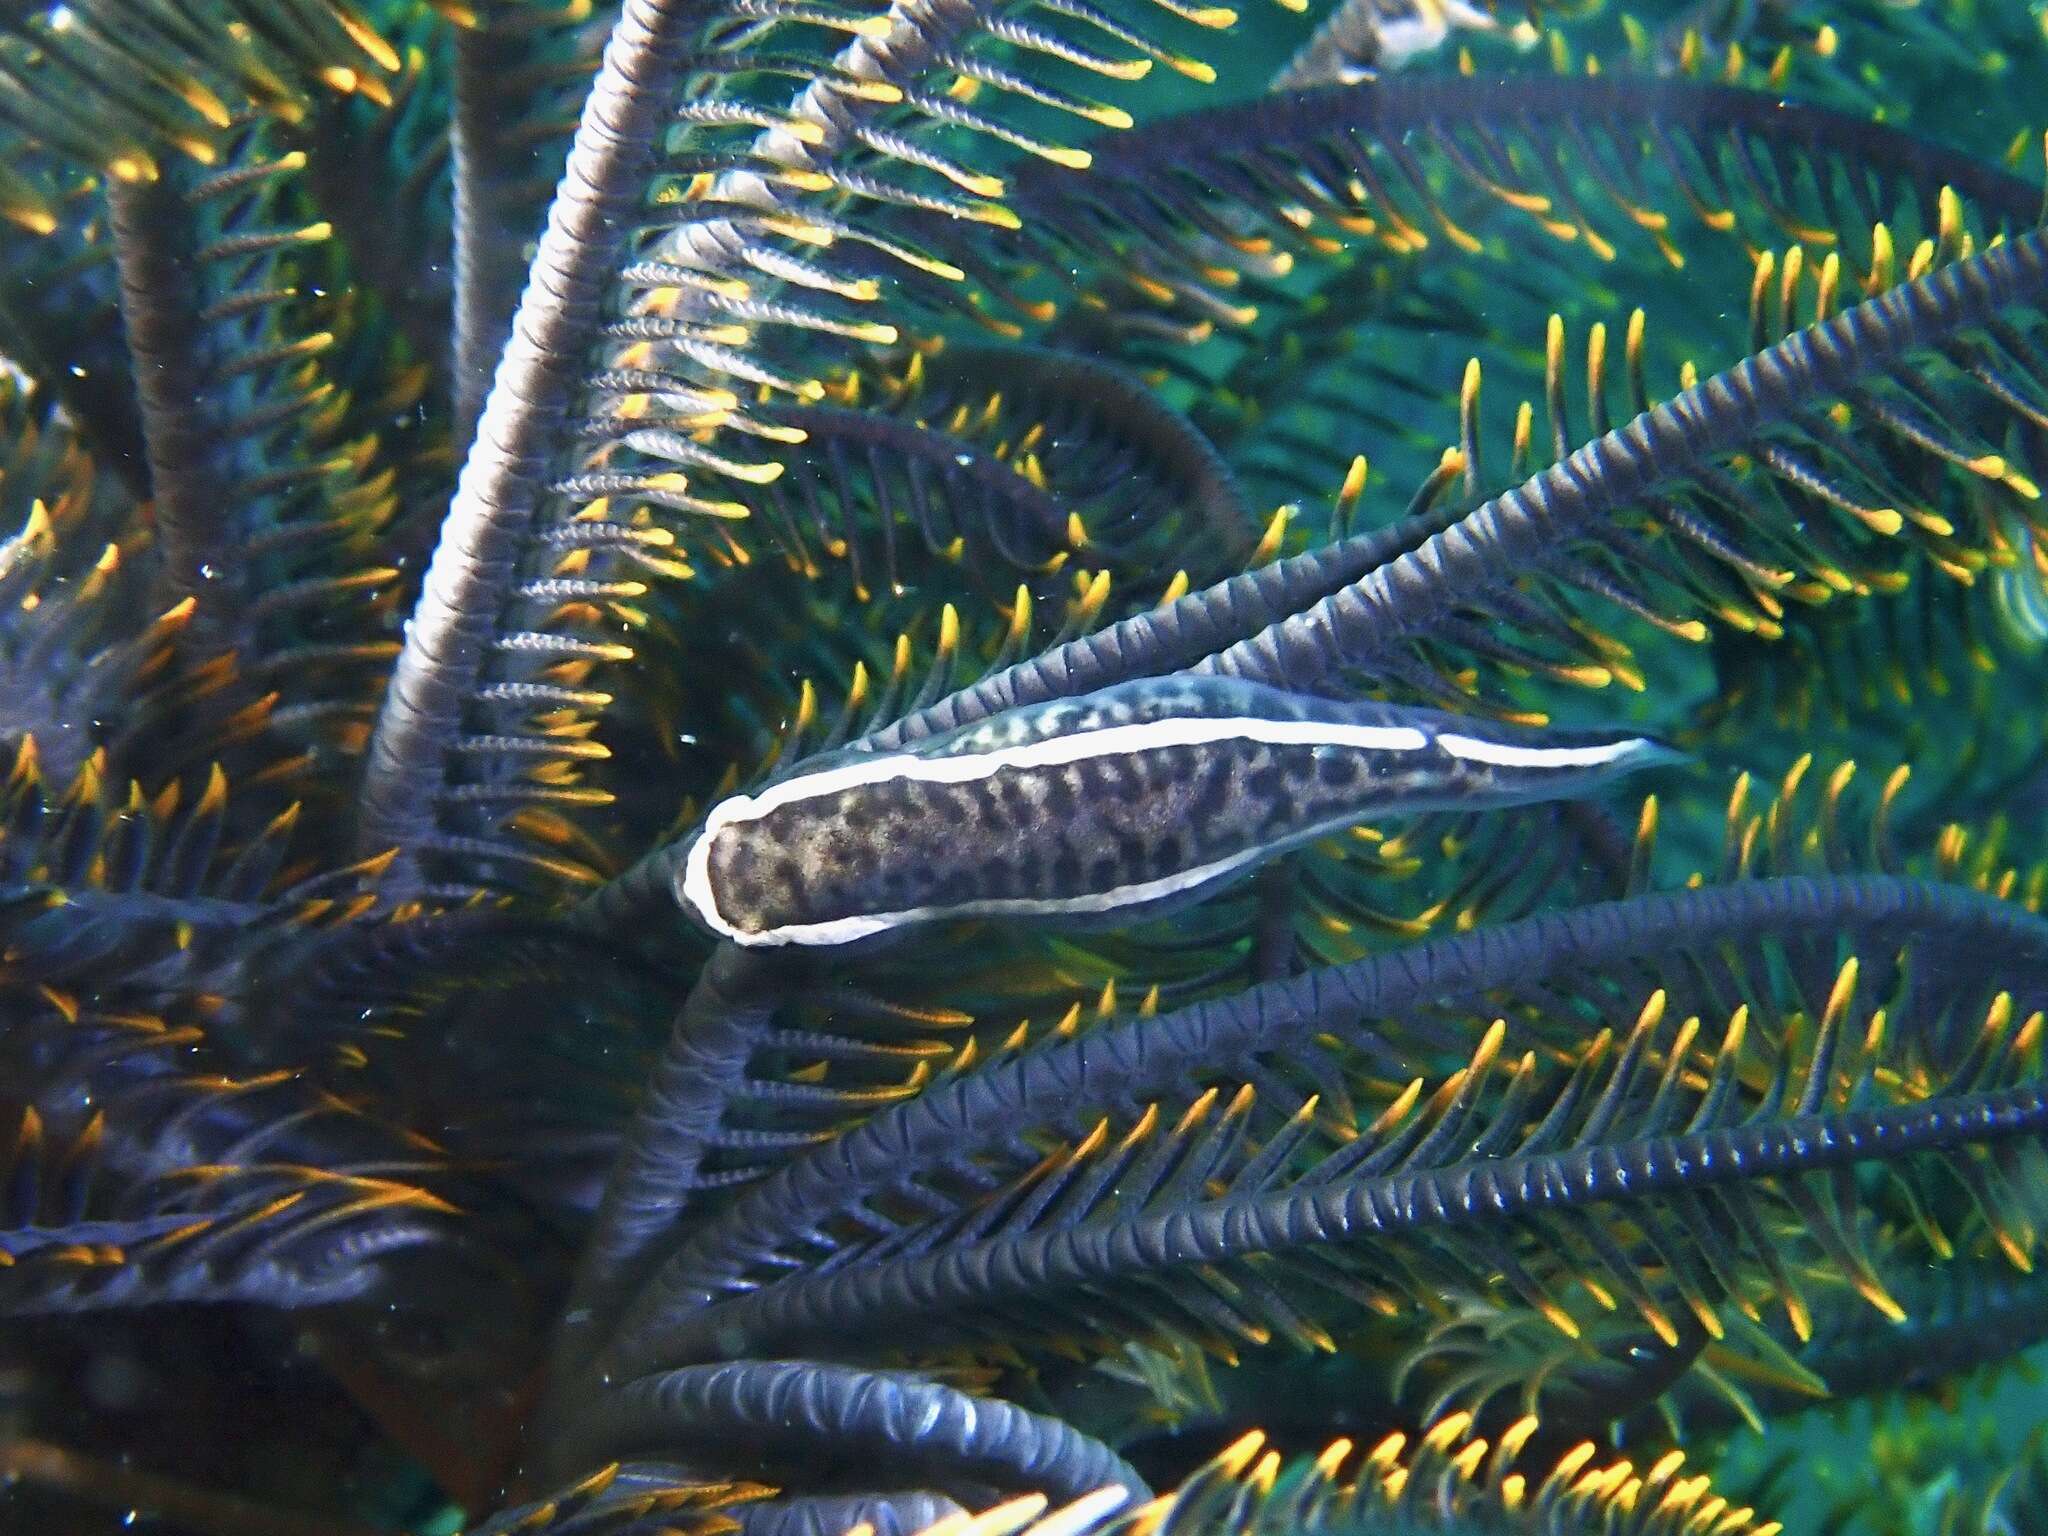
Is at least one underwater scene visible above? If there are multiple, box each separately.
[8,0,2048,1530]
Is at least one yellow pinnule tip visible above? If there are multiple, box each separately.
[1313,1438,1353,1478]
[1213,1430,1267,1475]
[196,762,230,817]
[1644,1449,1686,1488]
[1364,1431,1407,1470]
[1249,503,1292,565]
[1858,1278,1908,1323]
[1423,1411,1474,1452]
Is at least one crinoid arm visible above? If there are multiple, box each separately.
[10,0,2048,1524]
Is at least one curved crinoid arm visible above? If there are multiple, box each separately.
[0,377,189,787]
[1779,1255,2048,1412]
[592,871,2043,1369]
[753,344,1255,598]
[715,86,2048,768]
[1062,68,2048,520]
[548,941,791,1378]
[924,346,1254,573]
[449,0,603,445]
[1393,1287,1721,1444]
[0,596,433,997]
[0,0,402,176]
[1394,1210,2048,1445]
[1184,240,2048,729]
[358,0,1242,896]
[602,871,2048,1391]
[544,931,975,1386]
[853,511,1458,753]
[0,990,469,1317]
[226,900,699,1251]
[992,70,2041,341]
[1685,545,2048,804]
[106,114,409,809]
[523,1408,1775,1536]
[0,767,286,992]
[0,144,144,481]
[356,0,704,894]
[469,1464,777,1536]
[283,3,461,386]
[752,401,1094,590]
[554,1359,1147,1498]
[484,1475,957,1536]
[1193,224,2048,702]
[896,1419,1777,1536]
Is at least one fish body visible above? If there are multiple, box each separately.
[677,675,1679,947]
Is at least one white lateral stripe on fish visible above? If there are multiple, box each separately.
[677,677,1678,948]
[680,715,1435,946]
[1435,733,1655,769]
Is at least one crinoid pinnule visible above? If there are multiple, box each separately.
[2,0,2048,1531]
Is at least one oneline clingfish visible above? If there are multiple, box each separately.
[679,675,1681,946]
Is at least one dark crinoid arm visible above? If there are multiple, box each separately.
[521,874,2047,1522]
[514,90,2048,1536]
[13,0,2048,1523]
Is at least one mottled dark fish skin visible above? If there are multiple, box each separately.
[710,735,1430,932]
[680,676,1679,946]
